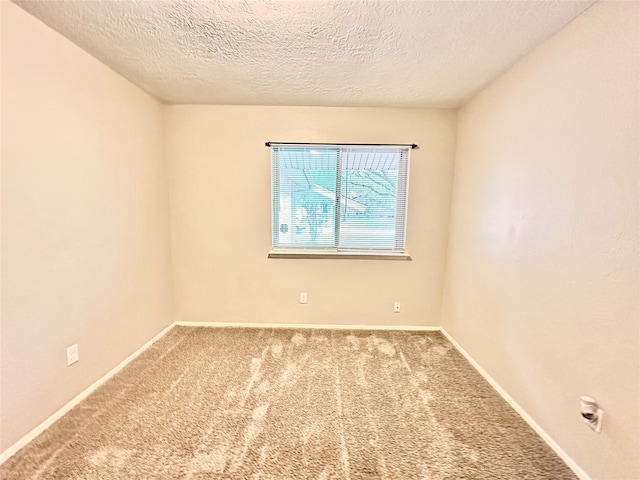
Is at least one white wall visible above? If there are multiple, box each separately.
[165,106,457,327]
[0,2,174,452]
[443,2,639,479]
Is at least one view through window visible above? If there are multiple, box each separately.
[270,145,410,254]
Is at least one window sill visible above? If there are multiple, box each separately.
[267,250,412,260]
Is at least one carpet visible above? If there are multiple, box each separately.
[1,326,577,479]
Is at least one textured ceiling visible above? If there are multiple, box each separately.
[14,0,595,107]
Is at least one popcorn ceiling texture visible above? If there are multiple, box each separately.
[14,0,594,107]
[1,327,577,479]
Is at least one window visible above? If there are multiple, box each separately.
[270,144,411,258]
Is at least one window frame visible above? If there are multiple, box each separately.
[268,143,412,260]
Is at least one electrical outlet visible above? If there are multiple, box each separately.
[300,292,308,304]
[394,301,401,313]
[66,343,79,366]
[580,396,604,433]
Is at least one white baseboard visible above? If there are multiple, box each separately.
[174,320,441,331]
[440,328,591,480]
[0,322,175,465]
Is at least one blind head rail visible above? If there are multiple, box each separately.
[265,142,419,149]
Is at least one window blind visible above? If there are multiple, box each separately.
[271,144,411,254]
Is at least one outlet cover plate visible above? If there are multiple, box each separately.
[66,344,79,365]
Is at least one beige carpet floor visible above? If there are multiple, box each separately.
[1,326,577,479]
